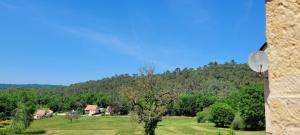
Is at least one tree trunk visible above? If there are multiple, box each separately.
[144,121,158,135]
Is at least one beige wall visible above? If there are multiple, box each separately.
[266,0,300,134]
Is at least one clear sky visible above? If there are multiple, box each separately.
[0,0,265,85]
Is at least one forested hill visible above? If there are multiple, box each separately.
[0,61,261,95]
[0,60,264,121]
[68,60,261,96]
[0,84,64,90]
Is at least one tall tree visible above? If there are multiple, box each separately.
[121,68,175,135]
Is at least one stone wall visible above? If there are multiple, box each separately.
[266,0,300,134]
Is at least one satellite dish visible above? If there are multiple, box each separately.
[248,51,269,73]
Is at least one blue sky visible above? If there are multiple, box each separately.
[0,0,265,85]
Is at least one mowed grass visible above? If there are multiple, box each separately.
[25,116,265,135]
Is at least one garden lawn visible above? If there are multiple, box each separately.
[25,116,265,135]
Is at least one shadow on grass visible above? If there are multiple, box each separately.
[24,130,46,134]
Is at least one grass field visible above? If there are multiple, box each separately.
[24,116,265,135]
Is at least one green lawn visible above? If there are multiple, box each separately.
[25,116,265,135]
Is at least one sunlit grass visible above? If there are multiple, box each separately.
[25,116,265,135]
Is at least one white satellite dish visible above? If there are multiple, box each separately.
[248,51,269,73]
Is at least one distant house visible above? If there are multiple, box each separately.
[34,109,53,120]
[84,105,99,116]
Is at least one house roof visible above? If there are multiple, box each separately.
[85,105,98,111]
[35,110,47,116]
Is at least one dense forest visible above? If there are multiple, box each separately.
[0,60,265,131]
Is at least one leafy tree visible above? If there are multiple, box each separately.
[10,102,35,134]
[196,94,217,112]
[210,103,235,127]
[121,68,175,135]
[174,94,198,116]
[174,94,217,116]
[238,84,265,129]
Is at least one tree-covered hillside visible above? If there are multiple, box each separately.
[69,60,260,95]
[0,60,265,130]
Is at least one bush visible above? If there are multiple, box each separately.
[174,94,217,116]
[11,120,25,134]
[238,84,265,129]
[174,94,198,116]
[11,102,35,134]
[196,95,217,111]
[196,108,210,123]
[210,103,234,127]
[231,112,245,130]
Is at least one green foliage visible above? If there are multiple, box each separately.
[196,95,217,111]
[121,68,176,135]
[238,84,265,130]
[0,61,264,130]
[210,103,235,127]
[11,102,35,134]
[224,84,265,130]
[174,94,216,116]
[231,112,245,130]
[0,89,115,115]
[196,108,211,123]
[174,94,198,116]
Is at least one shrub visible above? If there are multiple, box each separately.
[174,94,218,116]
[231,112,245,130]
[210,103,235,127]
[196,95,217,111]
[11,102,35,134]
[174,94,198,116]
[10,120,25,134]
[238,84,265,129]
[196,108,210,123]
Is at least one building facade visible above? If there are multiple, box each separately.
[266,0,300,134]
